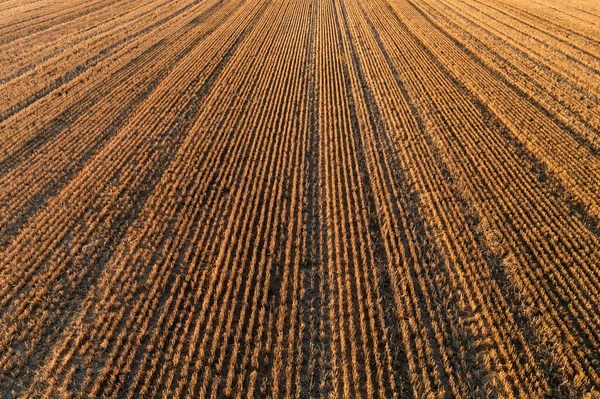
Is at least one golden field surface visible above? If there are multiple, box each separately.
[1,0,600,397]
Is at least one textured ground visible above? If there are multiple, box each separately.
[1,0,600,397]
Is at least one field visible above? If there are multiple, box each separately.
[1,0,600,397]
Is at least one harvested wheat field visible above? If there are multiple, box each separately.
[1,0,600,397]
